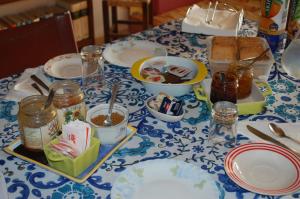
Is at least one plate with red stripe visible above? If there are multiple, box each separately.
[225,143,300,196]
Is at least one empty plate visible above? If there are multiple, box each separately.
[44,53,90,79]
[225,143,300,195]
[111,159,221,199]
[103,40,167,68]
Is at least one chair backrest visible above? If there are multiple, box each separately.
[0,12,78,78]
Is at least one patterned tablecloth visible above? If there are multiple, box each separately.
[0,19,299,199]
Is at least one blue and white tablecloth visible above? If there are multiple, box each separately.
[0,19,299,199]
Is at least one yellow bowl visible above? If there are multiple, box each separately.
[44,137,100,177]
[131,56,208,96]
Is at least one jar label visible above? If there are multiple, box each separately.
[57,102,86,127]
[23,118,59,150]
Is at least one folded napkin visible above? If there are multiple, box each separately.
[5,67,51,101]
[182,4,244,36]
[238,121,300,154]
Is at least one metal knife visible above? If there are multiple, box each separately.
[30,74,49,92]
[246,125,300,156]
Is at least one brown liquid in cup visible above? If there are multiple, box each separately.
[91,112,124,126]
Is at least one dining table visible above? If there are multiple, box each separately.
[0,16,300,199]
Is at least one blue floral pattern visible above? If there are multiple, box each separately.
[0,19,299,199]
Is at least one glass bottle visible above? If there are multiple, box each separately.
[208,101,238,152]
[18,95,59,151]
[50,80,86,129]
[281,31,300,79]
[80,45,105,90]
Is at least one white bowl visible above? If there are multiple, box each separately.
[145,96,184,122]
[86,104,129,145]
[131,56,207,96]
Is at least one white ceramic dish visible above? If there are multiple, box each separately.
[103,40,167,68]
[131,56,208,96]
[225,143,300,196]
[207,37,275,80]
[111,159,220,199]
[86,104,129,145]
[145,96,184,122]
[44,53,91,79]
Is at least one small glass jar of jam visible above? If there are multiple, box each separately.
[228,62,253,99]
[210,71,238,104]
[18,95,59,151]
[237,66,253,99]
[50,80,86,129]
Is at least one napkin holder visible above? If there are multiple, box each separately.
[44,137,100,177]
[182,4,244,36]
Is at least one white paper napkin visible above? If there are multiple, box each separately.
[182,4,244,36]
[5,67,51,102]
[238,121,300,154]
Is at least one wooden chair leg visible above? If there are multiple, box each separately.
[102,0,110,43]
[142,2,148,30]
[148,0,153,27]
[112,6,118,33]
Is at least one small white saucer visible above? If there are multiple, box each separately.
[145,96,184,122]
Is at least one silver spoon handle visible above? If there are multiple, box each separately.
[108,83,119,116]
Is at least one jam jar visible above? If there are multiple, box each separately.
[18,95,59,151]
[210,71,238,104]
[237,66,253,99]
[50,80,86,129]
[228,62,254,99]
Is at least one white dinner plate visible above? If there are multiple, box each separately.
[225,143,300,196]
[103,40,167,68]
[111,159,221,199]
[44,53,88,79]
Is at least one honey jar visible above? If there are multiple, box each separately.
[18,95,59,151]
[50,80,86,129]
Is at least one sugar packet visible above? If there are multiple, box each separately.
[62,120,92,154]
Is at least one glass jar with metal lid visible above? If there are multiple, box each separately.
[18,95,59,151]
[50,80,86,129]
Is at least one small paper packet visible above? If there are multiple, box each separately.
[61,120,92,155]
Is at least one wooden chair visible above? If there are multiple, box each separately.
[102,0,153,43]
[0,12,78,79]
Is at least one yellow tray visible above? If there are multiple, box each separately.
[4,126,137,183]
[194,79,272,115]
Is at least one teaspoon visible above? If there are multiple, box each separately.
[269,123,300,145]
[103,83,119,127]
